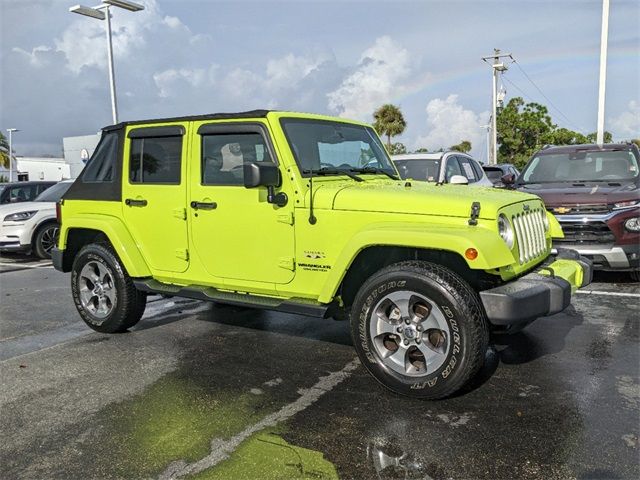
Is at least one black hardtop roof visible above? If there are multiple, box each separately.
[103,109,271,132]
[538,143,636,155]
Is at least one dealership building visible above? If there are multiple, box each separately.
[0,133,100,182]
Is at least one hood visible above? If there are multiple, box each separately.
[517,181,639,207]
[0,201,55,217]
[310,180,540,219]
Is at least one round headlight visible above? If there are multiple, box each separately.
[624,217,640,232]
[498,213,514,248]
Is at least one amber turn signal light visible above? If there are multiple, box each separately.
[465,248,478,260]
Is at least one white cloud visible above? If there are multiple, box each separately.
[327,36,412,120]
[414,95,489,157]
[609,100,640,139]
[153,68,207,98]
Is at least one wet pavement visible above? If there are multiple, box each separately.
[1,255,639,479]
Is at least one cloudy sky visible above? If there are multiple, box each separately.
[1,0,638,160]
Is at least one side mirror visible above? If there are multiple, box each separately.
[244,162,280,188]
[243,162,288,207]
[501,173,516,185]
[449,175,469,185]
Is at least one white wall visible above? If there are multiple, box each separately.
[15,157,71,181]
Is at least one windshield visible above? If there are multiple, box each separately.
[34,181,72,202]
[280,118,396,176]
[393,159,441,181]
[521,150,639,183]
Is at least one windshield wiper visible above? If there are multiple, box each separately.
[350,167,398,180]
[303,167,363,182]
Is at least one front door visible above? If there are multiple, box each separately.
[189,121,295,285]
[122,124,189,273]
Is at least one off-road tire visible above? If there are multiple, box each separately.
[33,222,59,259]
[351,261,489,399]
[71,243,146,333]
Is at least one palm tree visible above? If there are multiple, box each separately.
[0,132,10,169]
[373,104,407,151]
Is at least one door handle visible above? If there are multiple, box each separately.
[125,198,148,207]
[190,201,217,210]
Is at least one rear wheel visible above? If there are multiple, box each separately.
[33,222,59,259]
[351,261,488,399]
[71,243,146,333]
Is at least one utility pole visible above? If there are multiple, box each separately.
[596,0,610,145]
[482,49,511,164]
[6,128,19,182]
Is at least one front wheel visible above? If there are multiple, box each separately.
[71,243,146,333]
[351,261,488,399]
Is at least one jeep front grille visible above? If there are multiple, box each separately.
[512,209,547,264]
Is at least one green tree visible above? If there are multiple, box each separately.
[389,142,407,155]
[373,104,407,150]
[585,131,613,143]
[414,147,429,153]
[548,128,587,145]
[497,97,557,168]
[0,132,10,169]
[450,140,472,153]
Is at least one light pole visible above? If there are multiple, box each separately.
[6,128,19,182]
[69,0,144,124]
[596,0,610,145]
[482,49,512,165]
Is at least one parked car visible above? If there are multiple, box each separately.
[0,180,73,258]
[0,181,56,204]
[391,152,494,186]
[509,143,639,281]
[53,110,590,400]
[483,163,520,187]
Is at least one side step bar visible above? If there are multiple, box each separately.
[133,278,332,318]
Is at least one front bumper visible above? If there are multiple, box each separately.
[0,222,31,253]
[551,243,640,271]
[480,249,593,326]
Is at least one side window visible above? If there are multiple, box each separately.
[469,158,484,181]
[458,157,479,183]
[83,131,118,182]
[444,157,463,182]
[201,132,273,186]
[10,185,37,202]
[129,136,182,184]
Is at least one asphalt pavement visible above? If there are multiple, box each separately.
[1,254,639,479]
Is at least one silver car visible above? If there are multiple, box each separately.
[391,152,494,187]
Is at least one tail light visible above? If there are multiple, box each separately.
[56,201,62,224]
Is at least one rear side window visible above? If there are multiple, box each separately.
[83,132,118,182]
[129,136,182,184]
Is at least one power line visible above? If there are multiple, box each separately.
[511,60,586,133]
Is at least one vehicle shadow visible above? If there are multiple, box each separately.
[196,303,354,346]
[457,305,584,396]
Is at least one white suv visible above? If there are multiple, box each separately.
[392,152,494,187]
[0,180,73,259]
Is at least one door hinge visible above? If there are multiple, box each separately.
[277,212,294,225]
[173,207,187,220]
[278,257,295,271]
[175,248,189,261]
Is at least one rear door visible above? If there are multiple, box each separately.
[122,124,189,273]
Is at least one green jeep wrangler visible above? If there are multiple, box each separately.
[53,110,592,399]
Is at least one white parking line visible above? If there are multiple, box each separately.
[159,358,360,480]
[576,290,640,298]
[0,262,53,269]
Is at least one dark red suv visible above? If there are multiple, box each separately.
[511,143,640,281]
